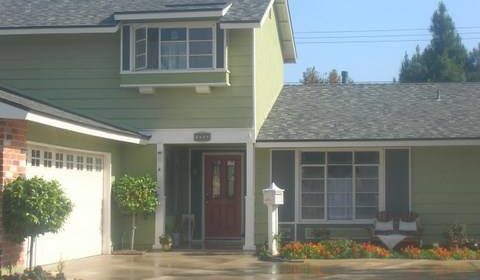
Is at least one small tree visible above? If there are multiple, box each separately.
[112,175,158,251]
[2,177,73,270]
[300,66,324,85]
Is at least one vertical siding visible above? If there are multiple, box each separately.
[254,148,269,245]
[412,147,480,244]
[254,8,284,136]
[0,31,253,129]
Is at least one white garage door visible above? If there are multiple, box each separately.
[26,144,106,266]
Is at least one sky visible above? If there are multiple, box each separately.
[284,0,480,83]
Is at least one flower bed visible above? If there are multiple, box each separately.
[279,240,480,260]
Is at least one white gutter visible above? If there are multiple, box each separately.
[0,25,119,35]
[256,139,480,148]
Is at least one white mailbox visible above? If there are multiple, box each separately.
[263,183,285,206]
[262,183,285,256]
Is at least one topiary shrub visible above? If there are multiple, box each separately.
[2,177,73,270]
[112,175,158,251]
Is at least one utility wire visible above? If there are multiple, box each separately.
[296,32,480,40]
[295,26,480,34]
[296,37,480,44]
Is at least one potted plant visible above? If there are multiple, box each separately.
[445,223,467,249]
[159,234,173,251]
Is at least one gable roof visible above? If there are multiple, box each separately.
[258,83,480,142]
[0,85,148,143]
[0,0,271,29]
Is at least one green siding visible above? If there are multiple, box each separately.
[412,147,480,244]
[254,9,284,135]
[254,148,269,245]
[0,30,253,129]
[26,122,157,250]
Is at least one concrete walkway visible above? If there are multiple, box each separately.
[47,251,480,280]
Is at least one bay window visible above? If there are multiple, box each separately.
[300,151,380,221]
[122,24,224,72]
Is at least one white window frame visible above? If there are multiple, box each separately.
[269,148,386,228]
[123,21,223,73]
[297,149,384,224]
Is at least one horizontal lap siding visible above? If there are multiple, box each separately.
[412,147,480,244]
[0,31,253,130]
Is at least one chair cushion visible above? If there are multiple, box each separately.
[399,220,417,232]
[375,220,394,231]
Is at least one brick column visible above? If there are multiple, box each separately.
[0,119,27,267]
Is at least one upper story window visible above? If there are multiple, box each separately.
[122,23,225,72]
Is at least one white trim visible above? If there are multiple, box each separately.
[0,100,144,144]
[256,139,480,148]
[220,22,260,29]
[114,10,227,21]
[153,144,166,249]
[0,25,119,35]
[26,141,112,255]
[252,28,257,138]
[144,128,254,144]
[243,143,255,250]
[120,82,229,88]
[25,112,144,144]
[120,69,229,75]
[259,0,276,27]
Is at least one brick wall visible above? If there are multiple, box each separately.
[0,119,27,267]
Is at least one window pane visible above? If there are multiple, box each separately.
[147,28,159,69]
[356,193,378,207]
[356,207,377,219]
[135,28,146,40]
[189,28,212,40]
[135,55,146,70]
[328,165,352,178]
[161,42,186,55]
[161,56,187,70]
[302,207,324,220]
[301,152,325,164]
[189,41,213,55]
[302,193,324,207]
[355,152,379,164]
[302,179,325,192]
[302,166,324,179]
[328,152,352,164]
[212,160,221,199]
[161,28,186,41]
[356,166,378,178]
[189,55,213,68]
[227,160,235,199]
[122,25,130,71]
[356,178,379,192]
[134,28,147,70]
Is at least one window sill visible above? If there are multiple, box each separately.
[119,69,230,89]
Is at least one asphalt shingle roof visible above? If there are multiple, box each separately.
[0,0,271,29]
[0,85,147,139]
[258,83,480,142]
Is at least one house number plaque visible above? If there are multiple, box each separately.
[194,132,211,142]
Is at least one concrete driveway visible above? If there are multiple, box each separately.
[47,251,480,280]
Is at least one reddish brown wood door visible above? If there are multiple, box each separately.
[204,155,242,239]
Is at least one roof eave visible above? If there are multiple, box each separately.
[275,0,297,63]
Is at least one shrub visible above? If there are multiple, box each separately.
[401,246,422,259]
[1,266,65,280]
[322,240,356,259]
[112,175,158,250]
[358,243,391,258]
[2,177,73,269]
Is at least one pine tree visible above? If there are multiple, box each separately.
[467,43,480,82]
[399,2,468,82]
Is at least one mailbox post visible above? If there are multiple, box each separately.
[262,183,284,256]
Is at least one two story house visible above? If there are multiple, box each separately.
[0,0,295,266]
[2,0,480,268]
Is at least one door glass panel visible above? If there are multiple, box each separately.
[212,160,221,199]
[227,160,235,198]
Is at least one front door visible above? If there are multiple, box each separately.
[204,155,242,239]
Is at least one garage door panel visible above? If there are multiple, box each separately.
[26,145,105,266]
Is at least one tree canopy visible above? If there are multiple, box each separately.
[2,177,73,269]
[399,2,479,82]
